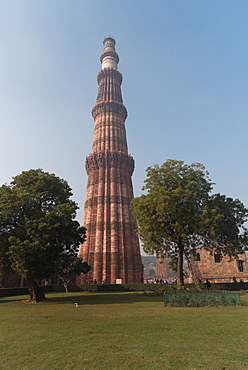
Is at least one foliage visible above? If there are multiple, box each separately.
[0,232,13,277]
[56,253,91,293]
[132,159,248,286]
[0,169,86,301]
[164,290,241,306]
[202,193,248,257]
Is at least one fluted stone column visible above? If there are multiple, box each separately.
[78,37,143,284]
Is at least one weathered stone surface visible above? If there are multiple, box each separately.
[189,249,248,283]
[78,37,143,284]
[156,258,168,280]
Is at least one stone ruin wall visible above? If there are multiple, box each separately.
[189,249,248,284]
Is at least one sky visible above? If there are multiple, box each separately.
[1,1,248,254]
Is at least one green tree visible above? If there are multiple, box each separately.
[132,159,248,287]
[56,253,91,293]
[202,193,248,256]
[0,169,86,302]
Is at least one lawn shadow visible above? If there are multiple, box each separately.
[0,291,163,305]
[0,296,29,304]
[45,292,163,306]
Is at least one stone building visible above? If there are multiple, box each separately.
[156,258,168,280]
[78,37,143,284]
[189,249,248,283]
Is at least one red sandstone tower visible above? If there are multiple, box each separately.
[156,258,168,281]
[78,36,143,284]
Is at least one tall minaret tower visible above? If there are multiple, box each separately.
[79,36,143,284]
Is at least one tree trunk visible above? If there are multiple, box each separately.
[64,281,69,294]
[27,279,47,302]
[187,253,201,290]
[188,257,201,291]
[177,245,184,288]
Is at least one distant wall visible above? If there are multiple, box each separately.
[190,249,248,283]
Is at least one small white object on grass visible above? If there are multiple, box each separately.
[74,303,79,308]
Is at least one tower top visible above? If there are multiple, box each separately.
[100,36,119,69]
[103,35,116,46]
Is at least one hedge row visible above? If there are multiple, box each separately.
[64,283,179,293]
[1,282,248,298]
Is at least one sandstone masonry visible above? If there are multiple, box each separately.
[78,37,143,284]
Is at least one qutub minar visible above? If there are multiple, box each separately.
[78,36,143,284]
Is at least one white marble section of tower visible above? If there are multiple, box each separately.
[101,36,118,69]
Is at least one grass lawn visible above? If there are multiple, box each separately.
[1,291,248,370]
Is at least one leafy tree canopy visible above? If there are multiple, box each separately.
[0,169,86,301]
[132,160,248,287]
[56,253,91,293]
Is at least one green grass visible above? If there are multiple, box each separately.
[1,292,248,370]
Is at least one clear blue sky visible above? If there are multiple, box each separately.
[1,1,248,239]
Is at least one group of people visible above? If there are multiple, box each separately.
[85,279,98,284]
[204,277,245,289]
[85,279,107,284]
[86,277,246,285]
[146,278,177,284]
[233,277,244,283]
